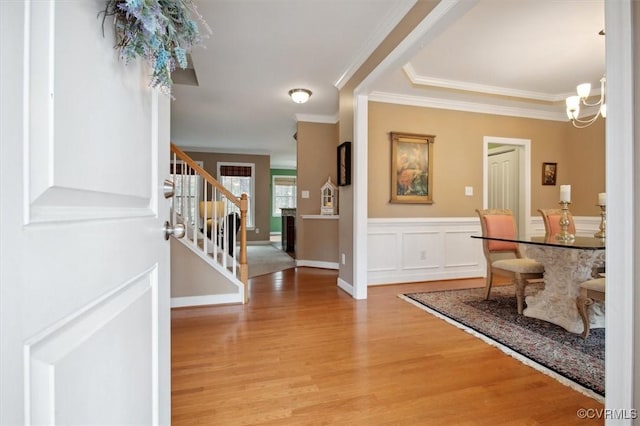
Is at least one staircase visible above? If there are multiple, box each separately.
[169,144,249,303]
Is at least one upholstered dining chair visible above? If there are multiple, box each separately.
[576,277,605,339]
[199,200,226,234]
[538,208,576,239]
[476,209,545,314]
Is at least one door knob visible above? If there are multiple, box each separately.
[164,221,185,240]
[163,179,175,199]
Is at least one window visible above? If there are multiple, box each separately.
[272,175,297,216]
[170,161,202,226]
[218,162,255,228]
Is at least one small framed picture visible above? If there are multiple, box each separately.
[542,162,557,185]
[337,141,351,186]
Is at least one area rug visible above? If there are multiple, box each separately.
[246,244,296,278]
[399,285,604,401]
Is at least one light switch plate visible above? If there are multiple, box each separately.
[465,186,473,196]
[301,190,309,199]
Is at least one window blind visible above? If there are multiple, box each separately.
[220,165,252,177]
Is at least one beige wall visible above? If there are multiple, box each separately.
[368,101,605,218]
[184,151,270,242]
[565,120,606,215]
[295,121,339,263]
[170,238,238,297]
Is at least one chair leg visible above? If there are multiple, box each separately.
[514,277,526,315]
[576,295,593,339]
[484,267,493,300]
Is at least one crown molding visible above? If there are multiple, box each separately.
[368,91,567,122]
[334,0,418,90]
[175,145,272,156]
[294,113,339,124]
[403,63,572,102]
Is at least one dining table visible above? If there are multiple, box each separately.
[472,234,605,334]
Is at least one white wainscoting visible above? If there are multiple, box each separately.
[367,216,601,285]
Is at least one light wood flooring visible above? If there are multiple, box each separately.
[171,267,604,425]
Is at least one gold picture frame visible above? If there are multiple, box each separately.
[390,132,434,204]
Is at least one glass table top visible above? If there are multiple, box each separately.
[471,235,605,250]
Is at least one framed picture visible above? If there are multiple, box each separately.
[337,141,351,186]
[390,132,434,203]
[542,162,557,185]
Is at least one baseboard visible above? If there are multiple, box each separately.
[337,277,353,295]
[296,259,339,269]
[171,293,242,308]
[247,240,274,245]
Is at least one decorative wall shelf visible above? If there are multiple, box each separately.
[301,215,339,220]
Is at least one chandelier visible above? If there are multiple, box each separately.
[565,76,606,129]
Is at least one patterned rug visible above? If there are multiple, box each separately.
[400,285,604,401]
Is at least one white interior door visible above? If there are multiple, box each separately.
[1,2,170,425]
[488,146,523,235]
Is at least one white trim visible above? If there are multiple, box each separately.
[271,174,297,217]
[217,161,255,229]
[353,94,369,300]
[367,217,601,286]
[333,0,418,89]
[170,293,242,308]
[174,145,271,156]
[337,277,354,296]
[296,260,339,270]
[368,91,565,122]
[294,113,338,124]
[402,63,571,103]
[367,217,485,285]
[483,136,532,238]
[604,0,634,419]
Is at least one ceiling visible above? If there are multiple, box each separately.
[170,0,605,169]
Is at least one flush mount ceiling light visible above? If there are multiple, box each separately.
[288,88,312,104]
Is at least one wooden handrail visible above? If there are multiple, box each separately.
[170,143,241,207]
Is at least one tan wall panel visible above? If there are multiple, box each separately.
[296,122,339,262]
[298,219,339,263]
[170,238,238,297]
[368,101,605,218]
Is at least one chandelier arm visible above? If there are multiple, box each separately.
[581,95,605,107]
[571,112,602,128]
[580,77,606,107]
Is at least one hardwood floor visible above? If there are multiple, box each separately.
[171,267,604,425]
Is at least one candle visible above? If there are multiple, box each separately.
[560,185,571,202]
[598,192,606,206]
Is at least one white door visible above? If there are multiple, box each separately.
[488,147,522,234]
[1,2,170,425]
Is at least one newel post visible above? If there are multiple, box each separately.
[239,193,249,302]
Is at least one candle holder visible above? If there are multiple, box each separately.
[594,204,606,239]
[556,201,575,242]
